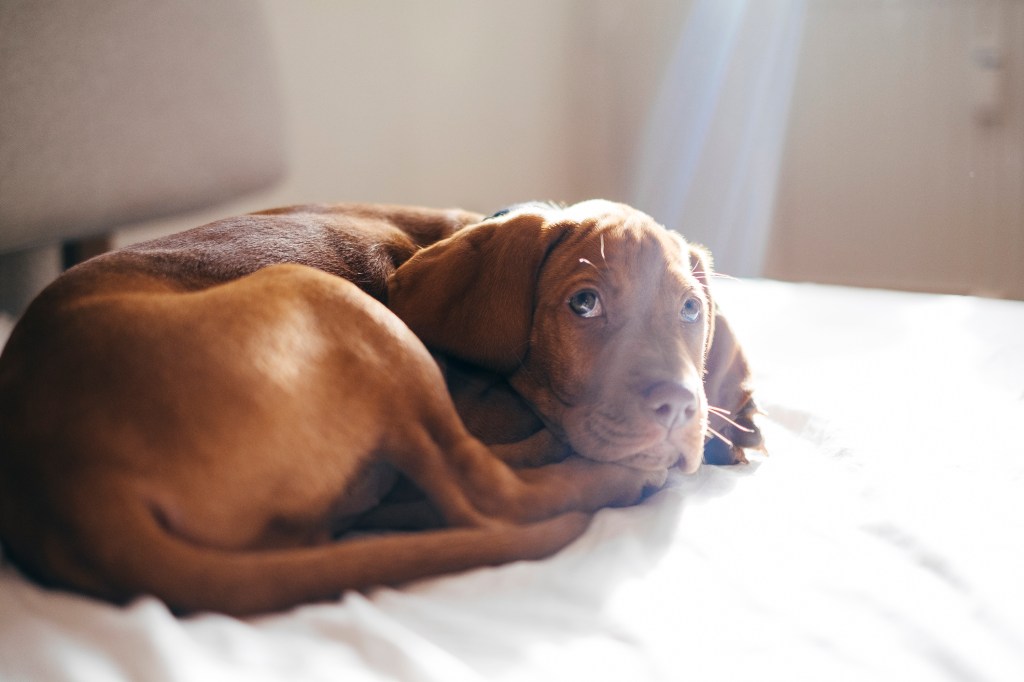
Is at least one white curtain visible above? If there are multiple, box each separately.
[631,0,806,277]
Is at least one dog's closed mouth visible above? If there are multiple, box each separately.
[620,450,682,471]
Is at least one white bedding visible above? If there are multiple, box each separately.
[2,278,1023,681]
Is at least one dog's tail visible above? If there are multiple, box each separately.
[42,489,591,616]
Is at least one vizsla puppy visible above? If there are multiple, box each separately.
[0,200,760,616]
[389,200,762,472]
[0,203,670,615]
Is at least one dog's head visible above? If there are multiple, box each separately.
[388,199,761,472]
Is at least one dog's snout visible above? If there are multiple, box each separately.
[644,381,697,428]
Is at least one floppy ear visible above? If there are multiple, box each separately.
[689,246,765,465]
[387,213,569,374]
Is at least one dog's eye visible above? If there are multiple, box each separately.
[681,297,702,323]
[568,290,603,318]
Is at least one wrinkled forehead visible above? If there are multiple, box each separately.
[534,201,696,288]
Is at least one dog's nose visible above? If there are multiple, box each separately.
[644,381,697,428]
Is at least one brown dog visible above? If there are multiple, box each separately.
[0,200,758,616]
[390,200,761,470]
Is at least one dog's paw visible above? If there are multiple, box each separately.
[603,463,669,507]
[641,466,669,494]
[514,455,668,513]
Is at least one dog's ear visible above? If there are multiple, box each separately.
[689,246,764,465]
[388,213,569,374]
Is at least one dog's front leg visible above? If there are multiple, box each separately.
[512,456,668,514]
[444,442,667,524]
[399,422,665,529]
[489,428,571,468]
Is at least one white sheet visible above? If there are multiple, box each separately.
[2,279,1023,681]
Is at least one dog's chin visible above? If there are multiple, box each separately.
[563,432,669,470]
[618,448,681,472]
[562,410,706,472]
[620,438,703,474]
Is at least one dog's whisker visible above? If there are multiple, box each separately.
[707,405,731,415]
[600,234,606,263]
[691,270,738,282]
[706,426,734,448]
[709,411,755,433]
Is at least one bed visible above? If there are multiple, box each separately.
[2,277,1022,681]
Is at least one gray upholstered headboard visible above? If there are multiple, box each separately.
[0,0,285,315]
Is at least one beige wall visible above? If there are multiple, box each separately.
[113,0,1024,301]
[115,0,688,246]
[766,0,1024,298]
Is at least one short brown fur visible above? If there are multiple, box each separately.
[0,201,759,615]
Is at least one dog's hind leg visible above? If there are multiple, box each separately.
[54,482,591,615]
